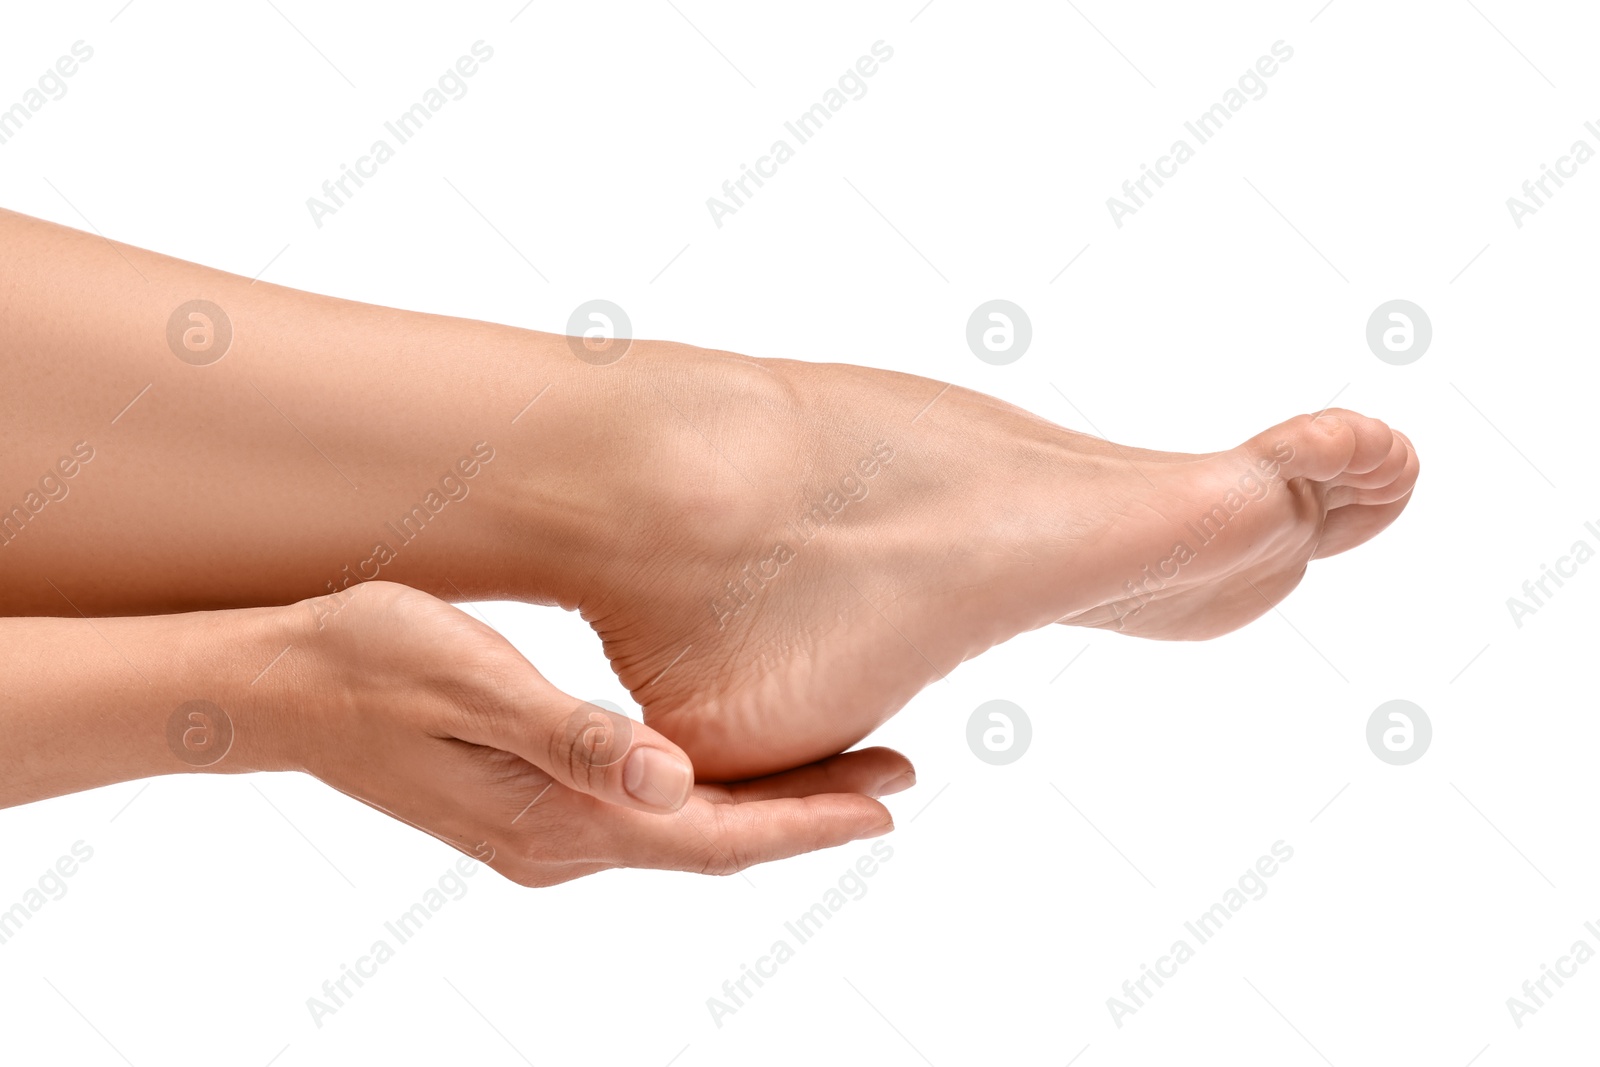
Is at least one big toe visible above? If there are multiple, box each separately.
[1239,412,1357,483]
[1328,424,1419,507]
[1241,410,1417,504]
[1240,409,1418,558]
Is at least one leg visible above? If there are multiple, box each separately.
[0,209,1418,780]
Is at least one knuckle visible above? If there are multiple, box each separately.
[695,848,739,877]
[690,809,747,877]
[548,703,633,789]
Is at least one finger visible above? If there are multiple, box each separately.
[696,747,915,804]
[461,661,697,816]
[607,793,893,876]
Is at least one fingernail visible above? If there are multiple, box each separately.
[859,819,895,839]
[874,771,916,798]
[624,747,693,811]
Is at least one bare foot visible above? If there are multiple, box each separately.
[532,345,1419,780]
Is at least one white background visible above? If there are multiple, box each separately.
[2,1,1596,1064]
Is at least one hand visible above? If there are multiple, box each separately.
[273,582,909,886]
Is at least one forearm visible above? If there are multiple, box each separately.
[0,603,298,808]
[0,207,590,615]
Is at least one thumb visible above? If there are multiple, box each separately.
[487,679,696,815]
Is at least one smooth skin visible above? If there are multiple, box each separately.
[0,581,906,886]
[0,209,1418,877]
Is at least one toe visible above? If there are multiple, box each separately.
[1320,408,1397,475]
[1250,410,1418,505]
[1327,430,1420,507]
[1244,413,1356,483]
[1314,493,1413,558]
[1335,430,1407,489]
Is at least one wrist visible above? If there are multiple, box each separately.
[183,602,315,777]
